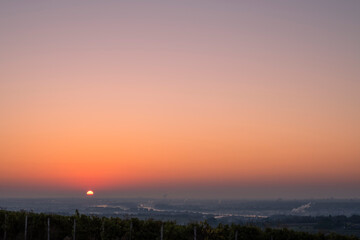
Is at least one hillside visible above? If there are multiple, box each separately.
[1,210,359,240]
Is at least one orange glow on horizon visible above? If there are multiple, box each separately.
[1,1,360,198]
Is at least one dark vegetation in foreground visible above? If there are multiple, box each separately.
[0,210,359,240]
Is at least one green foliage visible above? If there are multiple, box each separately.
[0,210,358,240]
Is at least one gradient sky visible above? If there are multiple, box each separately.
[1,1,360,199]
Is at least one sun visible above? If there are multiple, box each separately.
[86,190,94,196]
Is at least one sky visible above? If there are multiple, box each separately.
[0,1,360,199]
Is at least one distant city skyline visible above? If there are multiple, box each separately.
[1,1,359,198]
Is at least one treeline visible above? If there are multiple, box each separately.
[0,210,359,240]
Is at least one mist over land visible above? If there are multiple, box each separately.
[2,198,360,223]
